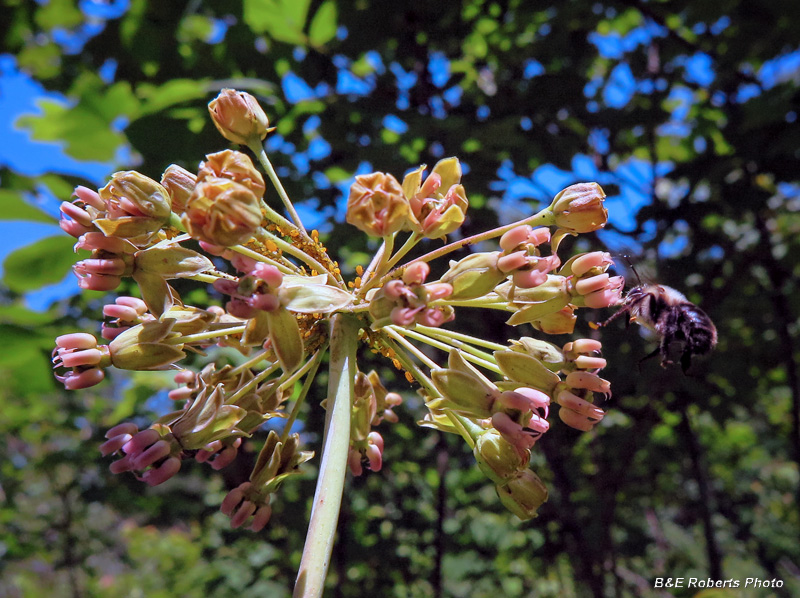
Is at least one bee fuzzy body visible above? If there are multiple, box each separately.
[599,284,717,372]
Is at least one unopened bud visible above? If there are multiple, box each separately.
[198,150,266,199]
[549,183,608,233]
[474,428,529,484]
[160,164,196,214]
[208,89,270,145]
[182,177,262,247]
[440,252,506,300]
[496,469,548,520]
[346,172,413,237]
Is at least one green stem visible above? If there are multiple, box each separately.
[409,207,554,266]
[392,326,501,374]
[382,327,439,370]
[383,231,422,272]
[225,362,281,405]
[230,244,300,274]
[255,228,341,287]
[413,325,508,352]
[358,234,396,297]
[173,325,246,345]
[249,141,308,236]
[294,314,359,598]
[383,337,439,398]
[281,347,326,443]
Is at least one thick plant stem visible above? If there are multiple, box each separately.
[294,314,359,598]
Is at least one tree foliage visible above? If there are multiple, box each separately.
[1,0,799,596]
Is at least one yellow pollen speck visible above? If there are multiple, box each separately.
[356,265,364,276]
[265,240,278,253]
[354,276,362,288]
[392,358,401,370]
[405,372,414,383]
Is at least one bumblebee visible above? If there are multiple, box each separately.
[595,284,717,372]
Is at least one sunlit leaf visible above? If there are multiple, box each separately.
[308,0,338,48]
[0,190,53,223]
[2,235,78,293]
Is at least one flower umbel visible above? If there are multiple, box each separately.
[54,87,625,598]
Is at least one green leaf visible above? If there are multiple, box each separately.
[243,0,312,44]
[2,235,79,293]
[0,190,54,223]
[18,99,127,162]
[280,283,353,314]
[137,79,210,117]
[266,308,304,372]
[0,324,57,395]
[308,0,338,48]
[0,304,58,326]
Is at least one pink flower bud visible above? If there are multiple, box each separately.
[122,428,161,455]
[230,501,257,528]
[348,448,364,476]
[566,371,611,395]
[558,407,601,432]
[512,268,548,289]
[571,251,612,278]
[402,261,430,285]
[60,201,94,227]
[99,434,133,457]
[424,283,453,301]
[565,339,602,354]
[417,307,449,327]
[74,185,105,210]
[575,355,607,370]
[221,482,250,516]
[528,227,551,246]
[231,254,257,273]
[247,293,281,312]
[249,505,272,532]
[208,89,270,145]
[497,251,529,273]
[105,422,139,439]
[251,263,283,288]
[141,456,181,486]
[56,333,98,350]
[132,439,172,470]
[499,225,533,252]
[391,306,419,326]
[575,273,610,295]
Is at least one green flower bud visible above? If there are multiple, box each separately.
[493,350,561,394]
[474,428,530,484]
[108,320,186,370]
[496,469,548,520]
[95,171,172,242]
[351,372,377,442]
[507,337,566,371]
[171,384,248,449]
[266,307,304,373]
[250,431,314,493]
[549,183,608,234]
[429,350,499,418]
[208,88,270,146]
[440,252,506,300]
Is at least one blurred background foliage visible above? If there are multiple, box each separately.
[1,0,800,596]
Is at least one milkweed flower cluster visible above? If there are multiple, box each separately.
[54,88,621,549]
